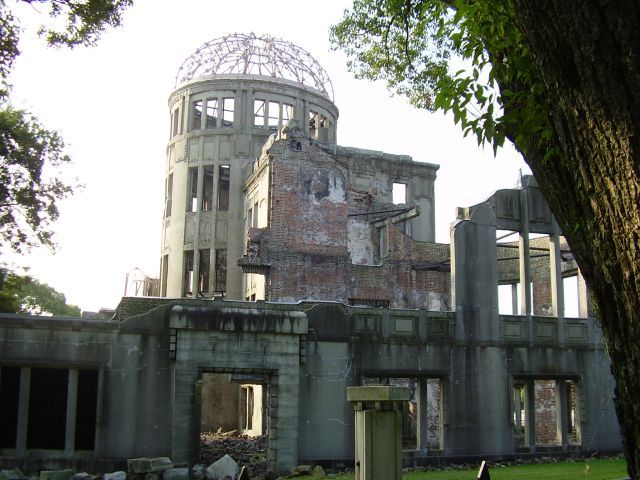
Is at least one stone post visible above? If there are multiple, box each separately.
[347,386,410,480]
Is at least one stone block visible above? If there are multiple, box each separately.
[0,469,26,480]
[128,458,174,474]
[161,469,188,480]
[103,473,126,480]
[204,454,238,480]
[40,471,74,480]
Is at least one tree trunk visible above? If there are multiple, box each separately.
[511,1,640,477]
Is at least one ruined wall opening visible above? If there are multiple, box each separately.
[75,369,99,451]
[27,368,69,449]
[392,182,407,205]
[0,366,20,449]
[512,377,581,450]
[363,376,443,452]
[200,373,268,478]
[217,165,230,211]
[563,275,580,318]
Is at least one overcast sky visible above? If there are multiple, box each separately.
[5,0,530,312]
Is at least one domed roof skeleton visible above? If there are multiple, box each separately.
[175,33,335,100]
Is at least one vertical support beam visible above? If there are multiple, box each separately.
[557,380,569,451]
[511,283,519,315]
[416,378,429,453]
[577,271,589,318]
[15,367,30,455]
[549,218,565,343]
[519,187,532,318]
[525,379,536,452]
[65,369,79,456]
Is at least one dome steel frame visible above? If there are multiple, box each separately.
[175,33,334,99]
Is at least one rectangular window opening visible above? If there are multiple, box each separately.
[563,275,580,318]
[165,173,173,218]
[283,104,293,124]
[393,182,407,204]
[27,368,68,449]
[222,98,234,127]
[187,167,198,213]
[513,383,527,447]
[215,249,227,292]
[172,108,180,137]
[75,369,99,451]
[254,100,266,128]
[161,254,169,297]
[205,98,218,128]
[183,250,194,297]
[202,166,214,211]
[0,366,20,449]
[217,165,230,211]
[566,380,581,445]
[309,111,318,138]
[198,249,210,297]
[192,100,203,130]
[268,101,279,130]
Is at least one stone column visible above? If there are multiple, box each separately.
[347,386,410,480]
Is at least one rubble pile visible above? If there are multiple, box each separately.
[200,430,268,479]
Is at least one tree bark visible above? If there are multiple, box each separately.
[511,1,640,477]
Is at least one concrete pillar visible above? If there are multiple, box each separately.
[557,380,569,450]
[549,219,565,343]
[347,386,410,480]
[15,367,30,456]
[519,188,532,318]
[526,379,536,452]
[65,368,79,455]
[416,378,429,453]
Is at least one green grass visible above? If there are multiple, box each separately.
[328,458,627,480]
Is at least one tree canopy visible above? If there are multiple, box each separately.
[0,0,132,253]
[0,267,81,316]
[333,0,640,477]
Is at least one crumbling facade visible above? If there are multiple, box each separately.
[0,34,622,476]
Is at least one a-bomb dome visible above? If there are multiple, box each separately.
[175,33,334,99]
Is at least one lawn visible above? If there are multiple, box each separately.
[327,458,628,480]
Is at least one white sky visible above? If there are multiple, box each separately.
[5,0,530,312]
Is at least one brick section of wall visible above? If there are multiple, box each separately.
[251,136,450,310]
[115,297,176,321]
[535,379,559,445]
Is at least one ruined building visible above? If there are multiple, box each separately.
[0,34,621,475]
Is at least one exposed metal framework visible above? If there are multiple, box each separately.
[175,33,334,99]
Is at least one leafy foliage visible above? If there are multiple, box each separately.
[22,0,134,48]
[0,267,81,316]
[0,0,132,252]
[0,106,75,252]
[330,0,552,156]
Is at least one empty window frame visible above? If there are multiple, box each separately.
[0,366,20,448]
[27,368,69,449]
[183,250,195,296]
[75,369,99,451]
[165,173,173,218]
[309,110,319,137]
[282,103,293,124]
[254,100,266,128]
[222,98,234,127]
[240,385,255,431]
[268,101,279,130]
[171,107,180,137]
[192,100,203,130]
[187,167,198,213]
[512,382,527,447]
[206,98,218,128]
[393,182,407,204]
[202,166,214,211]
[198,249,210,296]
[215,249,227,292]
[217,165,230,211]
[252,202,259,228]
[566,380,581,445]
[161,254,169,297]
